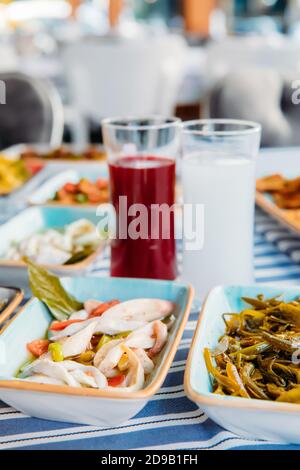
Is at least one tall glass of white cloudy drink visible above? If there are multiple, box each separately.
[181,119,261,301]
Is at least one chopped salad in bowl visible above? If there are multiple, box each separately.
[50,178,109,205]
[18,261,176,392]
[4,219,101,266]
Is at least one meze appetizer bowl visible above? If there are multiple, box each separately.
[0,266,193,426]
[185,284,300,444]
[0,206,107,292]
[28,168,109,207]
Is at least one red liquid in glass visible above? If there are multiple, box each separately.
[109,156,176,280]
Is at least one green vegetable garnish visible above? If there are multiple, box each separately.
[113,331,132,340]
[96,334,112,351]
[63,247,94,265]
[75,193,88,203]
[204,293,300,404]
[48,342,64,362]
[16,358,34,377]
[78,350,95,363]
[26,258,83,320]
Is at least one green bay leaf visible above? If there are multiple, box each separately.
[26,258,83,320]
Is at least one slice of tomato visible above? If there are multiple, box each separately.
[57,188,68,199]
[78,179,95,195]
[96,179,108,190]
[63,182,78,194]
[24,160,44,175]
[27,339,50,357]
[87,192,103,203]
[89,300,120,318]
[49,319,84,331]
[108,375,125,387]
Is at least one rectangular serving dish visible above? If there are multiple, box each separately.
[28,167,108,207]
[185,284,300,445]
[0,287,24,323]
[0,276,193,426]
[256,147,300,235]
[0,206,107,293]
[0,166,56,223]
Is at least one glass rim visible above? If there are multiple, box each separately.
[101,115,182,131]
[183,119,262,137]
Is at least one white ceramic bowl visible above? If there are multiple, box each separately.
[185,284,300,445]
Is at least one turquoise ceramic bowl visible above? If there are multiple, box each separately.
[0,276,193,426]
[0,206,107,292]
[185,284,300,444]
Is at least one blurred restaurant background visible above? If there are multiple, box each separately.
[0,0,300,149]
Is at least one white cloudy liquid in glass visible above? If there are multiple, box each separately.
[182,152,256,300]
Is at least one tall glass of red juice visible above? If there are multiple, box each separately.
[102,117,181,280]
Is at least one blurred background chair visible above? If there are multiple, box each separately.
[207,68,300,147]
[1,0,300,147]
[0,72,64,150]
[60,33,187,144]
[206,36,300,84]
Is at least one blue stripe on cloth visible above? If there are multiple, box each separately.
[1,208,300,450]
[255,261,295,270]
[255,250,283,257]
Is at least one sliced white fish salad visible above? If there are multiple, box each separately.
[4,219,100,265]
[18,260,176,392]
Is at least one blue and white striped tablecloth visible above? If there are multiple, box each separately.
[1,208,300,451]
